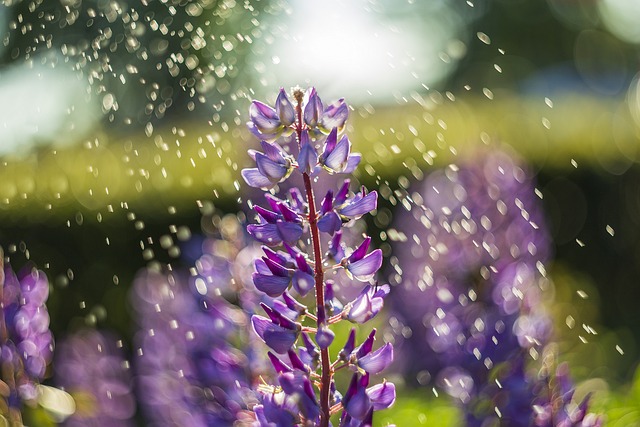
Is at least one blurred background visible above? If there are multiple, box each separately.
[1,0,640,425]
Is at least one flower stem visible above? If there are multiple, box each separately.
[294,96,331,427]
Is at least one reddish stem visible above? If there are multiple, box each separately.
[294,96,332,427]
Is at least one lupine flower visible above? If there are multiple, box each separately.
[131,259,262,426]
[532,361,602,427]
[243,88,394,427]
[0,250,54,420]
[387,150,595,424]
[54,329,135,426]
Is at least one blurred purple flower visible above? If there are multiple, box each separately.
[388,150,574,423]
[0,252,54,416]
[54,329,135,426]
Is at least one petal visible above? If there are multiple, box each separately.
[260,140,288,163]
[256,152,289,182]
[297,131,318,174]
[253,272,290,297]
[320,99,349,132]
[343,374,372,420]
[268,351,293,373]
[340,191,378,218]
[343,153,361,174]
[263,257,290,277]
[318,212,342,235]
[250,101,281,133]
[358,343,393,374]
[315,326,335,350]
[248,223,282,245]
[367,381,396,411]
[303,88,322,128]
[251,315,299,354]
[321,127,338,158]
[320,190,334,215]
[276,221,304,243]
[348,237,372,263]
[275,88,296,126]
[335,179,351,206]
[241,168,273,189]
[323,134,351,173]
[254,205,280,223]
[292,270,315,297]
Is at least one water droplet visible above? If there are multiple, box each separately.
[477,32,491,45]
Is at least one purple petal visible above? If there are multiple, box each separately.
[321,128,338,158]
[320,99,349,132]
[318,212,342,235]
[268,351,293,373]
[315,326,335,350]
[262,256,290,277]
[248,223,282,245]
[320,190,333,215]
[367,381,396,411]
[340,191,378,218]
[287,349,307,372]
[276,221,303,243]
[358,343,393,374]
[343,153,361,174]
[292,270,315,297]
[343,374,372,420]
[250,101,281,133]
[335,179,351,205]
[297,131,318,174]
[254,205,280,223]
[241,168,273,189]
[253,273,290,297]
[275,88,295,126]
[345,286,388,323]
[256,152,289,182]
[294,253,313,275]
[323,134,351,173]
[339,328,357,360]
[346,249,382,282]
[303,88,322,128]
[348,237,372,263]
[277,202,300,223]
[260,140,287,162]
[252,315,299,354]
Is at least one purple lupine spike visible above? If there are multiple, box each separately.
[0,256,54,415]
[243,88,394,426]
[275,88,296,126]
